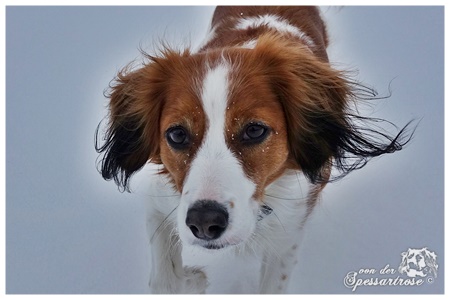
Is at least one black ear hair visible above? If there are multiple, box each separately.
[294,104,416,183]
[270,49,416,182]
[95,116,154,192]
[95,58,167,192]
[257,33,417,183]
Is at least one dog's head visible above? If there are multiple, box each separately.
[96,34,411,250]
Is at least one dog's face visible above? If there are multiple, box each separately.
[97,33,411,250]
[160,54,294,249]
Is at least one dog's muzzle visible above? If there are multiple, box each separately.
[185,201,273,250]
[185,200,229,241]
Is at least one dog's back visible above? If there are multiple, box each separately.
[200,6,329,60]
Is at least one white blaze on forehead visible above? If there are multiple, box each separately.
[183,62,256,201]
[200,63,229,142]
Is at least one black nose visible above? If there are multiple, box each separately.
[186,200,229,240]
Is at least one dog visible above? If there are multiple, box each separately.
[398,248,438,279]
[96,6,413,293]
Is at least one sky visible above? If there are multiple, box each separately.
[5,6,444,294]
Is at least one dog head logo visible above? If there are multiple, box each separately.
[398,248,438,279]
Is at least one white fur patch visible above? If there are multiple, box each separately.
[240,39,257,49]
[235,14,315,49]
[177,62,258,248]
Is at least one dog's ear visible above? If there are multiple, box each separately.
[96,54,172,191]
[255,34,414,183]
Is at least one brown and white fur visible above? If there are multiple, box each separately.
[96,6,412,293]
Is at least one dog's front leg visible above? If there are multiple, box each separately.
[147,211,208,294]
[259,236,303,293]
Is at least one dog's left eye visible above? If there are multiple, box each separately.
[241,123,270,144]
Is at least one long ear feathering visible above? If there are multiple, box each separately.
[302,98,417,183]
[254,34,417,183]
[95,48,184,191]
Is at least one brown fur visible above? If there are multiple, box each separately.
[97,6,411,196]
[203,6,328,60]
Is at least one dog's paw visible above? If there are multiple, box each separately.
[181,266,208,294]
[149,266,207,294]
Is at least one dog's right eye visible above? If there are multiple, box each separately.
[166,126,190,150]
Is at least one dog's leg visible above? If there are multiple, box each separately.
[147,210,208,294]
[183,245,261,293]
[139,166,207,294]
[259,234,304,293]
[258,171,325,293]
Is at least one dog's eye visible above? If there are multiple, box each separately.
[166,126,190,150]
[242,123,270,144]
